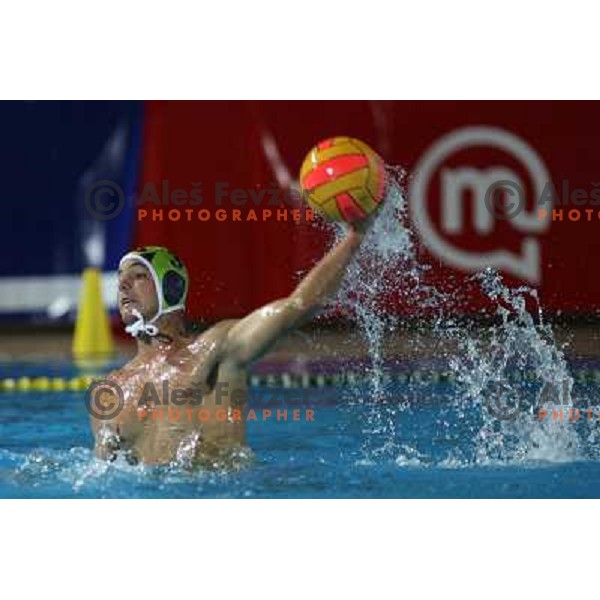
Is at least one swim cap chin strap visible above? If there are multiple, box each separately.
[125,307,161,338]
[119,247,189,339]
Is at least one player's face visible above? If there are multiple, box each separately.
[117,260,159,324]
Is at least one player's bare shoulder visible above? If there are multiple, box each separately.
[103,361,133,387]
[191,319,238,353]
[182,319,239,369]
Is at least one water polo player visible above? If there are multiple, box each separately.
[91,137,386,466]
[91,231,369,465]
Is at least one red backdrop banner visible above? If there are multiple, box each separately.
[135,101,600,319]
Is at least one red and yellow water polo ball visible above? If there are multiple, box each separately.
[299,136,387,223]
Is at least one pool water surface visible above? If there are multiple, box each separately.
[2,362,600,498]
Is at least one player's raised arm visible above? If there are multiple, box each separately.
[224,135,386,367]
[223,227,366,367]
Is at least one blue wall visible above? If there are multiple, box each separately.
[2,100,141,277]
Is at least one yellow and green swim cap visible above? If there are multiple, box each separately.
[119,246,189,336]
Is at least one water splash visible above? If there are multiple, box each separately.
[448,269,578,464]
[318,169,582,467]
[326,171,422,459]
[1,444,254,497]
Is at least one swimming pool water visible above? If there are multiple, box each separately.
[2,362,600,498]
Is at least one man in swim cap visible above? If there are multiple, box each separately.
[91,225,370,466]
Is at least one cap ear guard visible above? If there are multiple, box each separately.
[119,246,189,338]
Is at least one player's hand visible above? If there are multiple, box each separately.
[350,213,376,236]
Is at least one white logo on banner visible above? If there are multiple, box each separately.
[409,126,551,283]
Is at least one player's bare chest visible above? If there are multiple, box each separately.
[111,348,214,409]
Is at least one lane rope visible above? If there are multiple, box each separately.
[1,368,599,392]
